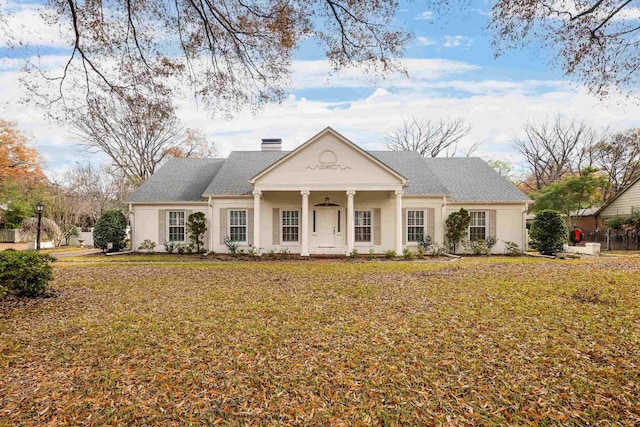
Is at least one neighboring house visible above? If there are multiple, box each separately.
[596,174,640,221]
[568,207,603,233]
[127,127,530,255]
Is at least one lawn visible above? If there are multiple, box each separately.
[1,255,639,426]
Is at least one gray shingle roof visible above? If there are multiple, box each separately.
[202,151,288,196]
[369,151,450,195]
[127,158,225,202]
[424,157,530,202]
[128,151,530,203]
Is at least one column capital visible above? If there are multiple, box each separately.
[395,190,404,196]
[252,190,262,196]
[346,190,356,196]
[300,190,310,196]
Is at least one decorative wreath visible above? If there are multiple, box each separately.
[569,228,583,244]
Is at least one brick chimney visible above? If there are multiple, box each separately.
[261,138,282,151]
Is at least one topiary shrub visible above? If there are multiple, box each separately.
[445,208,472,254]
[93,210,127,252]
[529,209,568,256]
[187,212,207,253]
[0,249,55,297]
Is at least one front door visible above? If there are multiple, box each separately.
[316,208,337,248]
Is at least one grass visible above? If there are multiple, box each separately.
[1,255,639,425]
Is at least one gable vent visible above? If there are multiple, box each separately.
[261,138,282,151]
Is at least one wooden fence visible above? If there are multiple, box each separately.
[0,229,25,243]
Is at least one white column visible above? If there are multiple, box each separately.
[253,190,261,255]
[440,196,447,246]
[395,190,403,254]
[208,196,213,251]
[301,190,310,256]
[346,190,356,254]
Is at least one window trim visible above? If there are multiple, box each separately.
[167,210,186,243]
[469,210,488,241]
[406,209,426,244]
[281,209,301,244]
[228,209,248,244]
[354,209,372,243]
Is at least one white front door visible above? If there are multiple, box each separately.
[316,208,337,248]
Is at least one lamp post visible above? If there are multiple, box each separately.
[36,201,44,251]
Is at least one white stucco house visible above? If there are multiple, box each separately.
[127,127,531,255]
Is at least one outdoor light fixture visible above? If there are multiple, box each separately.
[314,195,339,207]
[36,201,44,251]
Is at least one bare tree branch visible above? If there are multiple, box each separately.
[513,115,599,192]
[69,95,186,185]
[385,117,473,158]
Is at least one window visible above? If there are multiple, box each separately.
[407,210,425,242]
[469,211,487,241]
[229,210,247,242]
[282,210,299,242]
[168,211,185,242]
[355,210,372,242]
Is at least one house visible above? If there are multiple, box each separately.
[127,127,531,255]
[595,174,640,221]
[568,207,603,233]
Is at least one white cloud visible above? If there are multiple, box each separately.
[175,77,640,171]
[2,55,640,178]
[0,2,71,48]
[416,36,437,46]
[442,35,474,48]
[290,58,480,89]
[414,11,434,20]
[613,7,640,20]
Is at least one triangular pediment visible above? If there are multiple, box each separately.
[250,127,407,190]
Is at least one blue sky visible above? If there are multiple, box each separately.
[1,0,640,179]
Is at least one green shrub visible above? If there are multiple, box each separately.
[385,249,397,259]
[0,249,55,297]
[349,248,359,258]
[402,247,415,260]
[605,216,625,230]
[137,239,156,253]
[418,235,432,252]
[445,208,472,254]
[279,248,290,258]
[93,210,127,252]
[530,210,568,256]
[428,243,445,257]
[164,241,176,253]
[503,241,522,256]
[368,247,376,260]
[468,240,490,255]
[187,212,207,253]
[224,236,239,254]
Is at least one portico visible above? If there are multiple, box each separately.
[249,189,404,256]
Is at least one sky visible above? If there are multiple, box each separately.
[1,0,640,180]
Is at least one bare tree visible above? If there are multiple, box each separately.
[64,163,136,223]
[592,128,640,201]
[513,116,599,192]
[164,129,217,159]
[385,117,473,157]
[70,95,186,185]
[6,0,409,116]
